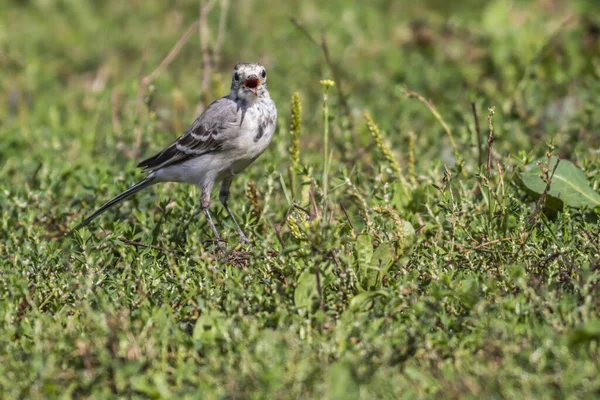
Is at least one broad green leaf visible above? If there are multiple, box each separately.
[391,181,412,209]
[348,290,389,312]
[520,156,600,209]
[353,221,415,290]
[294,269,318,311]
[353,233,374,290]
[354,233,373,269]
[369,242,395,289]
[399,220,416,257]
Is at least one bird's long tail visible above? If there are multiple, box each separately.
[73,174,156,231]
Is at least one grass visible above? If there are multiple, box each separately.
[1,0,600,398]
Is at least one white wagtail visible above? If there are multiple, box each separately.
[74,62,277,246]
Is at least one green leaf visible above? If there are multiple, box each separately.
[568,320,600,348]
[399,219,416,257]
[294,269,318,311]
[192,311,228,347]
[353,228,409,290]
[130,375,161,398]
[369,242,395,289]
[326,361,359,400]
[353,234,374,290]
[354,234,373,269]
[520,157,600,209]
[348,290,389,312]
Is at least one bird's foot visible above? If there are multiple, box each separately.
[238,233,250,245]
[215,238,227,251]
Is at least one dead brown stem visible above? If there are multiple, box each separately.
[111,89,121,137]
[471,102,482,167]
[130,49,148,159]
[339,202,357,237]
[460,237,511,253]
[213,0,229,66]
[141,20,201,87]
[130,19,204,159]
[486,107,495,177]
[309,179,320,219]
[119,238,175,253]
[527,157,561,225]
[289,17,355,135]
[198,0,217,112]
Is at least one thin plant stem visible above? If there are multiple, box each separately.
[320,80,335,221]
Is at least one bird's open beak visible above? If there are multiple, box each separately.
[243,76,260,94]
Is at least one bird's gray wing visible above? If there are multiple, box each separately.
[138,97,241,171]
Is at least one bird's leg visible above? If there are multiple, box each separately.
[201,184,224,249]
[219,177,249,244]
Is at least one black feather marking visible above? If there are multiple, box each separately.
[137,97,245,172]
[254,124,265,142]
[138,99,237,171]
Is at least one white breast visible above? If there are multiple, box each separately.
[155,97,276,187]
[238,106,276,157]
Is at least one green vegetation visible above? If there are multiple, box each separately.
[2,0,600,398]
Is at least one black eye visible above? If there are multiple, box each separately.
[261,69,266,78]
[234,72,240,81]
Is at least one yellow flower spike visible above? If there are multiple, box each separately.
[364,111,403,180]
[289,92,302,168]
[287,214,304,241]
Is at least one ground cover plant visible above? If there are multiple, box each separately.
[1,0,600,398]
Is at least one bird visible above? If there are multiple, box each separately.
[74,62,277,247]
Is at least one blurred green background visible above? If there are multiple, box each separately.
[1,0,600,398]
[2,0,600,175]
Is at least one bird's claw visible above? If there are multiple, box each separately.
[238,234,250,245]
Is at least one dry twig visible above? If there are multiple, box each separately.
[111,89,122,137]
[197,0,217,112]
[486,107,495,177]
[339,202,357,237]
[289,17,355,134]
[142,20,201,86]
[471,102,482,167]
[119,238,175,253]
[459,237,512,253]
[213,0,229,66]
[402,87,456,156]
[527,157,561,225]
[130,20,201,159]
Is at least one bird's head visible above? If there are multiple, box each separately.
[231,62,268,102]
